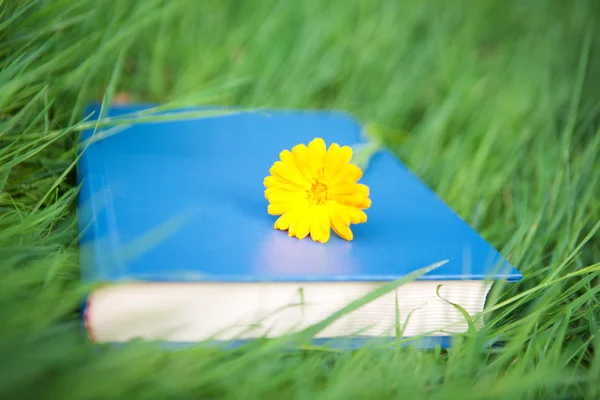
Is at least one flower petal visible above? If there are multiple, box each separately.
[330,192,370,209]
[268,198,308,216]
[264,187,304,203]
[330,163,363,183]
[327,202,353,241]
[357,198,371,209]
[307,138,326,177]
[287,203,308,237]
[279,150,308,184]
[264,176,299,191]
[274,207,300,230]
[327,200,367,224]
[339,203,367,223]
[270,160,308,188]
[267,202,290,215]
[329,182,369,196]
[323,144,353,181]
[322,144,341,180]
[291,206,311,240]
[309,205,331,243]
[279,149,295,163]
[292,144,313,181]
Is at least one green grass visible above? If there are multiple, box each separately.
[2,0,600,398]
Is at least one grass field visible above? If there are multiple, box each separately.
[2,0,600,398]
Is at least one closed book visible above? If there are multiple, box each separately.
[78,104,521,348]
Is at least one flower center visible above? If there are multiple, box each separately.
[306,179,329,205]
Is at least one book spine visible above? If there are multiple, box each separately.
[80,294,96,343]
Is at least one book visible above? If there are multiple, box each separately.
[78,103,521,348]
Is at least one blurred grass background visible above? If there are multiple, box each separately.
[1,0,600,398]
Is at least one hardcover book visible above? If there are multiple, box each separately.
[78,104,521,348]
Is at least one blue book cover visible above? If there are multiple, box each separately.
[78,103,521,348]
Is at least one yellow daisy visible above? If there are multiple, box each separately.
[264,138,371,243]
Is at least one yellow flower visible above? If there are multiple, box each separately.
[264,138,371,243]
